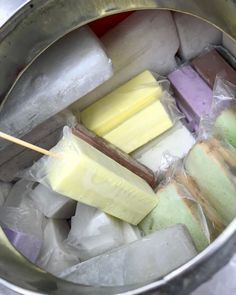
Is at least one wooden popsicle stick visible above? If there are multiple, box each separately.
[0,131,59,158]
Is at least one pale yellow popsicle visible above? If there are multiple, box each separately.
[80,71,162,136]
[104,100,173,153]
[47,128,158,225]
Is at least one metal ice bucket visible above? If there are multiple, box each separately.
[0,0,236,294]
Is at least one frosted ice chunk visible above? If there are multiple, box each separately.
[0,181,12,206]
[30,184,76,219]
[66,202,140,261]
[72,10,179,111]
[0,26,113,150]
[174,12,222,60]
[60,224,197,286]
[37,219,79,275]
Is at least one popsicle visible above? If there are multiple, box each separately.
[214,106,236,148]
[132,122,195,173]
[3,228,42,263]
[72,124,156,188]
[59,224,197,285]
[185,139,236,225]
[104,100,173,153]
[139,180,210,252]
[30,127,158,225]
[168,65,213,132]
[30,184,76,219]
[191,49,236,88]
[80,70,163,136]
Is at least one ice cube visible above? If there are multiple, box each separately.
[30,184,76,219]
[0,26,112,151]
[37,219,79,275]
[60,224,197,286]
[72,10,179,111]
[174,12,222,60]
[66,202,140,261]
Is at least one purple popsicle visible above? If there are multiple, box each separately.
[3,228,42,263]
[168,65,213,132]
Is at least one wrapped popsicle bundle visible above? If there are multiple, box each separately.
[185,138,236,226]
[0,111,76,182]
[36,219,79,275]
[71,10,179,111]
[139,171,210,252]
[132,122,196,174]
[59,224,197,285]
[173,12,221,60]
[199,78,236,148]
[191,49,236,88]
[0,180,45,262]
[72,124,156,188]
[168,65,213,132]
[0,26,113,151]
[26,127,158,225]
[80,70,182,153]
[66,202,140,261]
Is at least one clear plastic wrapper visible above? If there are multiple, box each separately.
[79,69,183,154]
[0,26,113,151]
[184,138,236,226]
[59,224,197,286]
[0,110,77,182]
[199,77,236,148]
[139,160,211,252]
[24,127,158,225]
[65,202,140,261]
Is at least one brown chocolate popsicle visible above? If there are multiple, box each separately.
[72,124,157,189]
[191,49,236,88]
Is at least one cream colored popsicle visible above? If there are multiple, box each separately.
[104,100,173,153]
[80,71,162,136]
[46,127,158,225]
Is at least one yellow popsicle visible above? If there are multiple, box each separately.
[104,100,173,153]
[47,128,158,225]
[80,71,162,136]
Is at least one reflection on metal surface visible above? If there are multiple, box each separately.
[0,0,236,294]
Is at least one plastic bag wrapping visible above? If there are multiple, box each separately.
[0,182,12,206]
[65,202,141,262]
[0,180,45,238]
[72,124,157,189]
[70,10,179,112]
[36,219,80,275]
[79,70,183,154]
[132,122,195,177]
[198,77,236,148]
[184,137,236,226]
[24,126,158,225]
[0,110,78,182]
[58,224,197,286]
[0,26,113,151]
[139,159,211,252]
